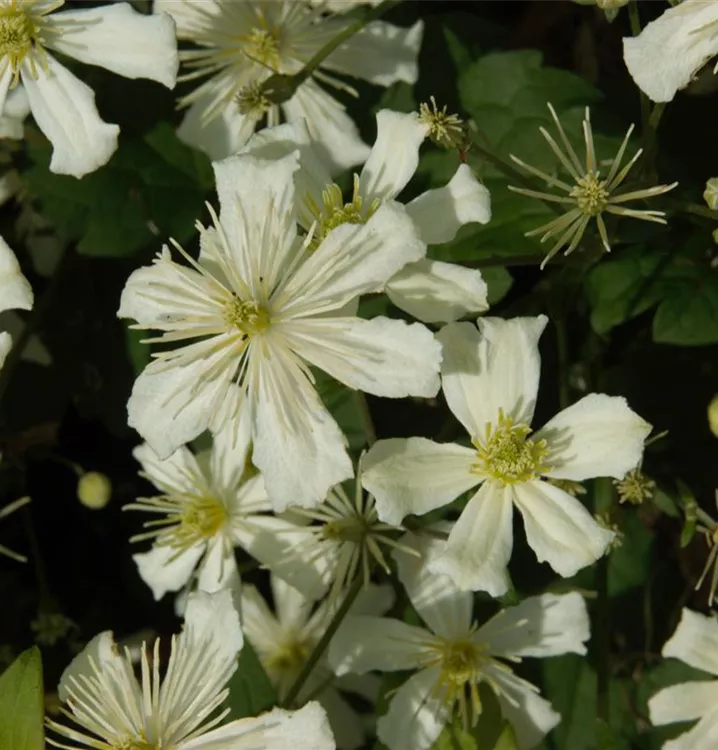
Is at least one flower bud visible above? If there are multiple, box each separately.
[709,394,718,438]
[77,471,111,509]
[704,178,718,210]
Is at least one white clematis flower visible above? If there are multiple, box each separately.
[648,608,718,750]
[242,574,391,750]
[118,150,442,512]
[47,587,336,750]
[154,0,422,172]
[362,315,652,596]
[623,0,718,102]
[328,531,590,750]
[0,0,178,177]
[239,112,491,324]
[125,411,326,602]
[0,234,33,370]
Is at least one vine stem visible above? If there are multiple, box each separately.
[281,573,363,708]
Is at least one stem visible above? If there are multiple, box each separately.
[281,573,363,708]
[23,503,51,609]
[555,317,570,411]
[354,392,377,446]
[594,478,613,725]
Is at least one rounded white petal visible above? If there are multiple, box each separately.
[182,586,244,664]
[329,615,429,676]
[283,316,441,398]
[323,19,423,86]
[282,79,370,176]
[656,708,718,750]
[623,0,718,102]
[133,543,205,601]
[437,316,547,438]
[358,109,428,203]
[662,608,718,676]
[394,528,473,639]
[0,236,33,313]
[22,54,119,177]
[385,258,488,324]
[132,442,203,495]
[377,667,449,750]
[428,482,514,596]
[406,164,492,245]
[361,437,478,526]
[537,393,652,482]
[649,681,718,727]
[477,591,590,658]
[47,3,179,88]
[513,479,615,578]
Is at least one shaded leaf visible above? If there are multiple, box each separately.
[0,647,44,750]
[225,640,276,720]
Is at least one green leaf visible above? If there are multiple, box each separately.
[0,647,44,750]
[431,725,477,750]
[608,512,654,596]
[225,640,276,720]
[677,480,698,548]
[484,267,513,306]
[314,370,372,451]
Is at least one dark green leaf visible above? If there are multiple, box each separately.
[225,640,276,720]
[653,266,718,345]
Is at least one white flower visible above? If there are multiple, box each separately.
[0,495,30,561]
[240,112,491,323]
[648,608,718,750]
[328,531,590,750]
[243,574,391,750]
[0,234,33,370]
[47,587,336,750]
[0,84,28,140]
[118,150,442,512]
[125,411,326,602]
[623,0,718,102]
[362,315,652,596]
[0,0,178,177]
[154,0,422,172]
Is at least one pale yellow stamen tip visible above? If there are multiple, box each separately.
[418,95,465,150]
[224,297,270,336]
[0,4,35,77]
[245,26,280,67]
[613,469,655,505]
[570,172,609,216]
[173,495,227,547]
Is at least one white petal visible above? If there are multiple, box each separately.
[477,592,590,658]
[662,608,718,676]
[240,584,285,657]
[0,236,33,313]
[132,442,203,495]
[317,687,365,750]
[361,437,477,526]
[324,19,423,85]
[358,109,428,202]
[0,65,13,115]
[271,574,312,630]
[251,345,352,511]
[277,200,425,319]
[429,482,514,596]
[283,316,441,398]
[649,681,718,727]
[537,393,652,481]
[46,4,178,88]
[513,480,615,577]
[385,258,488,324]
[406,164,492,245]
[153,0,213,36]
[377,667,449,750]
[182,587,243,665]
[623,0,718,102]
[394,528,473,639]
[21,54,119,177]
[196,534,238,593]
[0,86,29,139]
[437,316,547,438]
[181,702,335,750]
[329,615,429,676]
[282,78,370,176]
[655,708,718,750]
[133,543,205,601]
[0,332,11,370]
[209,407,252,494]
[486,664,560,750]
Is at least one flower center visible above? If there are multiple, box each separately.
[418,96,465,150]
[115,738,158,750]
[472,410,549,485]
[0,3,36,76]
[244,26,280,68]
[174,495,227,546]
[321,515,369,545]
[266,638,311,674]
[223,297,270,336]
[570,172,609,216]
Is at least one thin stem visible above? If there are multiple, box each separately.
[594,478,613,725]
[23,503,51,609]
[555,317,570,411]
[281,573,363,708]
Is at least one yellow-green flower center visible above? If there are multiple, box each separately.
[115,739,158,750]
[0,3,36,76]
[472,411,549,485]
[418,96,465,150]
[321,514,369,545]
[244,26,280,68]
[158,494,228,550]
[224,297,270,336]
[570,172,609,216]
[266,638,311,674]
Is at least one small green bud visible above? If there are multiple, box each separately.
[704,177,718,210]
[261,74,298,105]
[77,471,111,509]
[709,394,718,438]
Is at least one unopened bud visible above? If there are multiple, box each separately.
[704,178,718,211]
[260,73,298,105]
[77,471,111,509]
[709,394,718,438]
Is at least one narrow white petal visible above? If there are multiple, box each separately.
[429,482,514,596]
[132,442,203,495]
[394,528,473,639]
[283,316,441,398]
[361,437,478,526]
[282,79,370,175]
[358,109,428,202]
[0,332,11,370]
[133,543,205,601]
[537,393,652,481]
[324,19,423,85]
[385,258,488,324]
[406,164,492,245]
[662,608,718,676]
[377,667,449,750]
[209,407,252,493]
[22,54,118,177]
[271,574,312,630]
[0,86,29,139]
[241,584,285,656]
[329,615,428,676]
[0,65,13,115]
[623,0,718,102]
[478,592,590,658]
[649,681,718,727]
[513,480,615,577]
[47,4,178,88]
[251,345,352,511]
[196,535,237,593]
[0,236,33,313]
[438,316,547,438]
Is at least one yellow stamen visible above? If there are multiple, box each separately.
[224,297,270,336]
